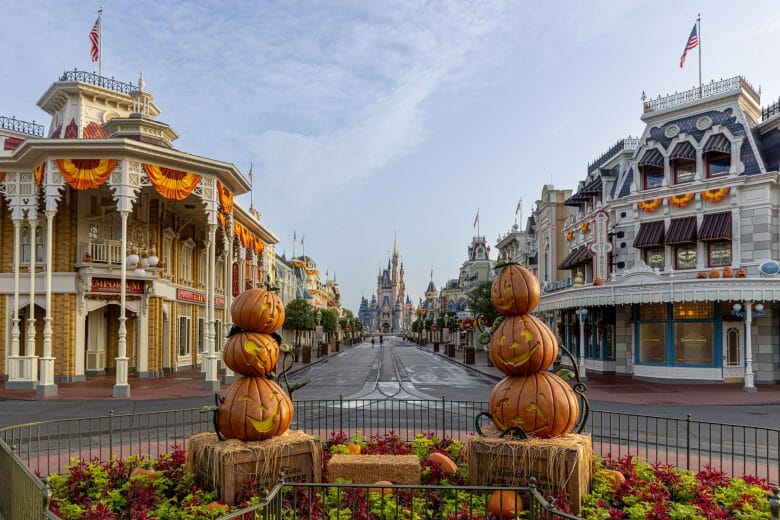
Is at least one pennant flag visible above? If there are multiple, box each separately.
[247,162,253,182]
[301,234,304,245]
[293,230,297,242]
[679,23,698,68]
[473,209,480,228]
[515,199,522,215]
[89,17,100,62]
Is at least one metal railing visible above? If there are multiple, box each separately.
[0,115,45,137]
[642,76,759,113]
[764,97,780,121]
[587,137,639,173]
[59,69,136,95]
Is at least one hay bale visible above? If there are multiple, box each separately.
[327,454,421,484]
[463,433,592,513]
[188,430,322,505]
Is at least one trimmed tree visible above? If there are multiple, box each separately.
[284,298,316,349]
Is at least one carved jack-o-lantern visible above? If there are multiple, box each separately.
[231,288,285,333]
[217,376,293,441]
[488,314,558,375]
[491,264,540,316]
[489,372,578,438]
[222,331,279,377]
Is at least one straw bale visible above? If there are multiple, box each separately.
[327,454,421,484]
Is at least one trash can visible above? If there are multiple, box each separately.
[433,342,440,353]
[464,347,475,365]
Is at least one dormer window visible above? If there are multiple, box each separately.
[673,159,696,184]
[706,152,730,178]
[643,167,664,190]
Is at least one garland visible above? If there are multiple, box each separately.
[668,193,694,208]
[56,159,118,190]
[143,163,200,200]
[637,198,662,212]
[217,181,233,215]
[34,162,45,187]
[701,187,729,203]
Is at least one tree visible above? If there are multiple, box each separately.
[284,299,315,348]
[466,281,499,328]
[321,308,338,337]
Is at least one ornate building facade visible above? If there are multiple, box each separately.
[358,238,412,333]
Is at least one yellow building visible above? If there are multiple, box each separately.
[0,70,277,397]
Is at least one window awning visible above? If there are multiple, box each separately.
[573,246,594,265]
[633,221,665,248]
[666,216,697,245]
[558,247,581,270]
[581,177,603,195]
[638,149,664,167]
[558,246,593,270]
[670,141,696,161]
[699,212,732,241]
[704,134,731,154]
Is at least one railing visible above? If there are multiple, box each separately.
[587,137,639,173]
[643,76,759,113]
[0,115,45,137]
[764,97,780,121]
[59,69,136,95]
[79,239,123,265]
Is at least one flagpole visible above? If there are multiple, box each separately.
[249,161,254,210]
[697,13,702,97]
[98,4,103,78]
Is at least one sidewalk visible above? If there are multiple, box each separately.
[0,341,354,401]
[413,340,780,406]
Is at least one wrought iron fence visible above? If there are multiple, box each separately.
[59,69,136,95]
[764,97,780,121]
[0,115,45,137]
[642,75,758,113]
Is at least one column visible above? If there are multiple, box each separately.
[37,210,57,396]
[23,218,39,387]
[743,302,756,392]
[5,219,23,388]
[578,308,588,380]
[203,224,219,390]
[113,210,131,398]
[224,233,236,384]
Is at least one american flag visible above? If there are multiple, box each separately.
[89,17,100,62]
[679,23,698,68]
[473,209,479,228]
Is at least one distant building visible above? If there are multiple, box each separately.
[358,238,412,333]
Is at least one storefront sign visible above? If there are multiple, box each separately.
[232,262,240,297]
[177,289,225,308]
[90,278,144,295]
[588,210,612,282]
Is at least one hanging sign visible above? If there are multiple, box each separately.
[90,278,144,294]
[232,262,240,296]
[177,289,225,308]
[588,210,613,282]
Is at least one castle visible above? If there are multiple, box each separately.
[358,238,413,333]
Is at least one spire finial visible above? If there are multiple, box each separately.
[138,71,145,91]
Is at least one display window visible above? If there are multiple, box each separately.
[674,322,714,364]
[645,248,665,270]
[643,167,664,189]
[639,322,666,363]
[673,160,696,184]
[706,152,730,177]
[708,241,731,267]
[675,244,697,269]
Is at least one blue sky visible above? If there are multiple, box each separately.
[5,1,780,312]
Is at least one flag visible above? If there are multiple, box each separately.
[293,230,296,242]
[301,235,304,245]
[247,162,253,182]
[89,17,100,62]
[679,23,698,68]
[515,199,522,215]
[473,209,479,228]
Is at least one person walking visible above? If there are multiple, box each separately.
[371,337,375,347]
[379,334,384,347]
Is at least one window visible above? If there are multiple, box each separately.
[198,317,205,353]
[643,167,664,189]
[673,159,696,184]
[675,244,697,269]
[199,251,207,288]
[639,322,666,363]
[645,247,665,271]
[89,224,99,241]
[674,322,713,364]
[181,243,193,283]
[708,241,731,267]
[673,302,713,320]
[163,236,173,275]
[21,224,44,264]
[178,316,191,357]
[640,303,667,321]
[216,259,224,290]
[726,328,741,367]
[215,320,223,351]
[706,152,730,178]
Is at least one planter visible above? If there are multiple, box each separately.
[319,342,329,357]
[447,344,456,357]
[433,342,440,352]
[333,341,340,353]
[464,347,475,365]
[301,345,312,364]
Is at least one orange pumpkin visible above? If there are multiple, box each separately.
[491,264,540,316]
[222,331,279,376]
[231,288,285,333]
[488,314,558,375]
[601,469,625,493]
[129,467,157,480]
[217,376,293,441]
[428,452,457,475]
[489,373,578,438]
[372,481,395,495]
[487,490,523,518]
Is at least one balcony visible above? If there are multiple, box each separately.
[642,76,759,114]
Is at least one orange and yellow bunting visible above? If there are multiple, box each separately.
[34,162,45,187]
[142,163,200,200]
[581,222,590,234]
[668,193,694,208]
[56,159,117,190]
[701,187,729,203]
[566,231,574,241]
[217,213,228,231]
[638,198,663,212]
[217,181,233,215]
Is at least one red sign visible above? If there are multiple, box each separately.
[91,278,144,294]
[232,262,239,297]
[177,289,225,308]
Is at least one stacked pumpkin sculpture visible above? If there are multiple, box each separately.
[216,288,294,441]
[487,263,580,438]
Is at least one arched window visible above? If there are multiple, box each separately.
[544,243,550,282]
[726,327,741,367]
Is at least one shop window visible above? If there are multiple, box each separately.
[706,152,730,178]
[639,303,667,321]
[673,302,713,320]
[708,241,731,267]
[643,167,664,190]
[645,247,665,271]
[726,328,741,367]
[178,316,191,357]
[673,159,696,184]
[198,317,205,352]
[675,244,697,269]
[674,322,713,364]
[639,322,666,363]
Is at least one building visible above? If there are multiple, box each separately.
[0,70,278,397]
[538,76,780,385]
[358,238,412,333]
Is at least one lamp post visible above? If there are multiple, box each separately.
[576,307,588,380]
[732,302,763,392]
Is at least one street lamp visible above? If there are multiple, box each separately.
[443,314,449,344]
[576,307,588,380]
[732,302,764,392]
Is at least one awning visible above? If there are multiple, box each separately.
[573,246,594,266]
[558,247,581,270]
[670,141,696,161]
[581,177,603,195]
[558,246,593,270]
[564,193,585,207]
[699,212,732,241]
[704,134,731,154]
[633,221,665,248]
[666,216,697,244]
[638,149,664,167]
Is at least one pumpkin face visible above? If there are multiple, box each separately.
[231,288,285,333]
[489,373,578,438]
[491,264,540,316]
[222,331,279,376]
[488,314,558,374]
[217,376,293,441]
[487,490,523,518]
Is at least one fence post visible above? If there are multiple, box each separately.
[441,396,446,439]
[769,486,779,520]
[685,413,692,471]
[108,410,114,461]
[339,395,343,433]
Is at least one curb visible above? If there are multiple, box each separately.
[412,343,501,382]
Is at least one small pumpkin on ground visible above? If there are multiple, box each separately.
[371,481,395,495]
[231,288,285,333]
[601,469,626,493]
[487,489,523,518]
[428,452,457,475]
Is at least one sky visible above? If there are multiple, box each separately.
[4,1,780,312]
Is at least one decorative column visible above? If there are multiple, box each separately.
[113,210,131,398]
[5,219,23,388]
[37,210,57,396]
[743,302,756,392]
[223,228,236,384]
[251,251,258,289]
[203,224,219,391]
[23,217,39,387]
[577,307,588,380]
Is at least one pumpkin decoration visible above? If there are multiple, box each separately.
[593,278,603,286]
[722,266,733,278]
[701,187,730,203]
[488,314,558,375]
[428,452,458,476]
[491,263,541,316]
[217,376,293,442]
[601,469,626,493]
[222,331,279,376]
[231,288,285,333]
[735,268,747,278]
[581,222,590,234]
[372,481,395,495]
[487,490,523,518]
[696,271,708,279]
[489,372,578,438]
[708,268,720,279]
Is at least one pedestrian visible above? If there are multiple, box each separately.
[371,337,375,347]
[379,334,384,347]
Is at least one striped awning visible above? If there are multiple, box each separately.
[666,216,697,245]
[558,247,581,270]
[670,141,696,160]
[704,134,731,154]
[558,246,593,270]
[581,177,603,195]
[633,221,665,248]
[573,246,593,266]
[699,212,732,241]
[638,149,664,167]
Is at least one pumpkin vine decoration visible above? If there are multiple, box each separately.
[638,198,663,212]
[701,187,729,203]
[668,193,694,208]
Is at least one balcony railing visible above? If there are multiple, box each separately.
[763,97,780,121]
[0,116,45,137]
[587,137,639,173]
[642,76,759,114]
[59,69,136,95]
[79,240,124,265]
